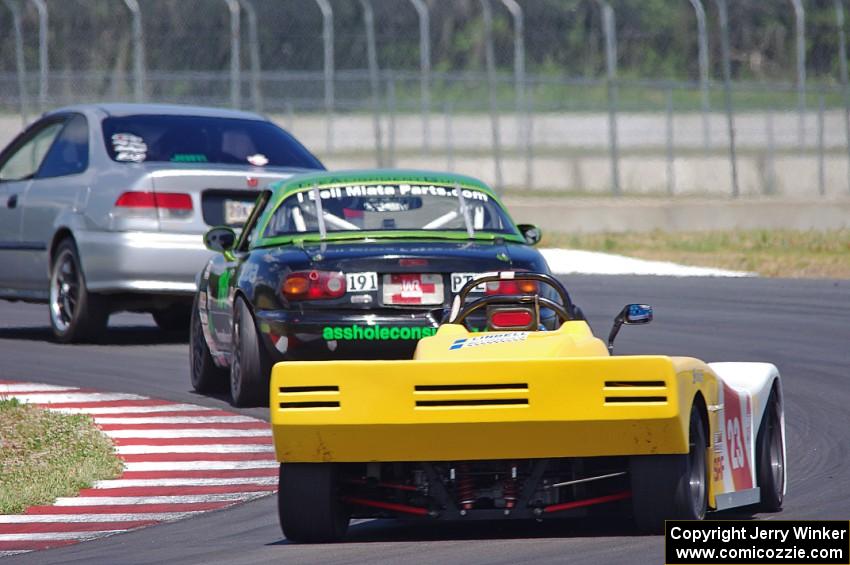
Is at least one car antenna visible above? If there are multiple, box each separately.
[455,182,475,239]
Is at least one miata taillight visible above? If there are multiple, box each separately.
[485,279,538,295]
[114,191,193,220]
[282,270,346,300]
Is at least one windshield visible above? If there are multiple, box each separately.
[101,115,323,169]
[264,183,517,238]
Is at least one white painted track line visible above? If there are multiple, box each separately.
[104,428,271,439]
[123,461,279,472]
[51,404,212,415]
[115,444,275,454]
[0,383,79,393]
[8,392,147,404]
[93,477,278,488]
[53,492,269,506]
[0,532,126,541]
[93,415,257,424]
[0,512,203,523]
[540,248,753,277]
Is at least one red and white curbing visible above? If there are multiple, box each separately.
[0,381,278,557]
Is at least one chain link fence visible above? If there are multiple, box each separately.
[0,0,848,197]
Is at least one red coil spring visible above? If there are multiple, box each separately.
[456,464,475,510]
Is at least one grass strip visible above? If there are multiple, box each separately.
[0,397,123,514]
[543,229,850,279]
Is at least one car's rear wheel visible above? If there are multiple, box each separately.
[229,296,270,407]
[278,463,349,543]
[190,294,228,393]
[153,304,192,333]
[630,408,707,533]
[49,239,109,343]
[756,387,784,512]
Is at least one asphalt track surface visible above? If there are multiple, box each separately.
[1,275,848,565]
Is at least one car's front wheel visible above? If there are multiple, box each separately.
[49,238,109,343]
[229,296,270,407]
[630,407,708,533]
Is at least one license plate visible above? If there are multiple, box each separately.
[451,272,488,293]
[346,272,378,292]
[223,199,254,225]
[382,273,444,305]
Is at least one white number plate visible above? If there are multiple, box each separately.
[451,272,487,293]
[383,273,444,305]
[224,200,254,225]
[346,272,378,292]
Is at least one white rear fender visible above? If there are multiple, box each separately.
[709,362,785,499]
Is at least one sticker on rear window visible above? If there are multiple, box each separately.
[112,133,147,163]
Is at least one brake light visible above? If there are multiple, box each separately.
[114,191,193,219]
[283,271,346,300]
[489,308,534,329]
[485,279,538,295]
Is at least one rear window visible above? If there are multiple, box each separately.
[101,114,323,169]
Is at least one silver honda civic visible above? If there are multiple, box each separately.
[0,103,324,342]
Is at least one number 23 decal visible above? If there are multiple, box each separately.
[726,417,746,470]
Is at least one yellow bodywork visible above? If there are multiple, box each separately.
[271,322,720,466]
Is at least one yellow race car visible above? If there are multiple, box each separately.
[270,273,785,542]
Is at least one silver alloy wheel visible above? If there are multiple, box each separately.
[49,249,79,333]
[688,417,707,517]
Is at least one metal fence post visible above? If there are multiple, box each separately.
[714,0,739,198]
[444,101,454,172]
[239,0,262,113]
[123,0,146,103]
[315,0,334,154]
[409,0,431,154]
[29,0,48,111]
[360,0,383,167]
[500,0,525,151]
[3,0,29,126]
[836,0,850,194]
[765,108,776,195]
[223,0,241,109]
[688,0,710,149]
[596,0,621,196]
[817,89,826,196]
[666,87,676,195]
[481,0,503,193]
[789,0,806,149]
[387,75,397,168]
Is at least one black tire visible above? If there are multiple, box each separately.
[153,304,192,333]
[48,238,109,343]
[630,408,708,533]
[229,296,270,407]
[755,388,784,512]
[189,293,228,393]
[278,463,349,543]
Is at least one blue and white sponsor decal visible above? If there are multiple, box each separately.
[449,332,529,350]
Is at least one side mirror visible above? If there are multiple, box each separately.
[204,226,236,254]
[517,224,541,246]
[607,303,653,354]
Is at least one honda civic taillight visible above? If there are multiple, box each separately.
[114,191,193,219]
[485,279,538,295]
[282,271,346,300]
